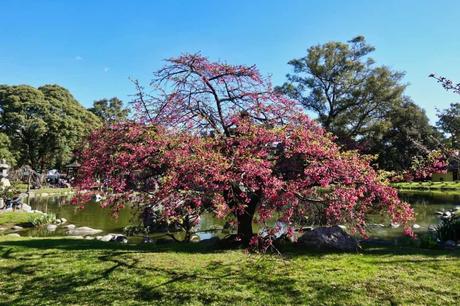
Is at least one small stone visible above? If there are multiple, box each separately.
[85,236,95,240]
[6,233,21,237]
[99,234,115,242]
[63,224,76,230]
[0,227,6,231]
[46,224,58,231]
[11,225,23,231]
[59,218,67,224]
[110,234,128,243]
[143,236,154,244]
[390,223,400,229]
[190,235,200,242]
[413,224,421,229]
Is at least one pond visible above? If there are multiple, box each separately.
[17,190,460,240]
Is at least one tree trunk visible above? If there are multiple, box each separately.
[236,202,257,246]
[223,186,261,246]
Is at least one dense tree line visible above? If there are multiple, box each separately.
[0,85,101,171]
[1,37,457,176]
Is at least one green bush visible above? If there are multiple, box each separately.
[30,213,56,227]
[436,215,460,242]
[418,232,439,249]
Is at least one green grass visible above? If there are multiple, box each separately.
[0,237,459,305]
[11,182,73,196]
[0,212,41,226]
[392,181,460,191]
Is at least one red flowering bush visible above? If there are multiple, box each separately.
[75,54,415,246]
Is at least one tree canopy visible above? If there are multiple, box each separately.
[279,36,407,145]
[437,103,460,149]
[76,54,414,247]
[89,97,129,123]
[0,84,101,171]
[0,132,15,166]
[364,99,441,171]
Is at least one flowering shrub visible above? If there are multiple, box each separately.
[75,54,415,246]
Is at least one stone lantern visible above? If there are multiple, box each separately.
[0,159,11,189]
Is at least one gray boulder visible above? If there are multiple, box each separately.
[46,224,58,232]
[68,226,102,236]
[297,226,361,252]
[110,234,128,243]
[63,224,76,230]
[97,233,128,243]
[20,204,32,212]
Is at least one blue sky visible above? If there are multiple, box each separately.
[1,0,459,122]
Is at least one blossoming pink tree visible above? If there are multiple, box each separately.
[76,54,414,247]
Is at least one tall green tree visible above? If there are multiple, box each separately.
[0,84,101,171]
[0,132,15,166]
[88,97,129,123]
[364,99,441,171]
[279,36,406,145]
[436,103,460,149]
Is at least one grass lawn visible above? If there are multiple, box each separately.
[0,237,459,305]
[392,181,460,191]
[0,212,41,227]
[12,182,74,196]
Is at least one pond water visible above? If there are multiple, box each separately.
[16,190,460,240]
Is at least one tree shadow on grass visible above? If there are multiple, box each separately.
[0,237,221,254]
[0,244,306,305]
[1,238,460,304]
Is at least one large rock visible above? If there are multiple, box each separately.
[68,226,102,236]
[297,226,361,252]
[63,224,76,230]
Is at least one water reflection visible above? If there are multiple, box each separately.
[23,190,459,239]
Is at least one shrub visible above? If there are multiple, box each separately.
[436,214,460,242]
[30,213,56,226]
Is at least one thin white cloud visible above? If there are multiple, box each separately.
[75,56,83,61]
[104,67,110,72]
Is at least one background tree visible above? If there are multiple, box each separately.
[0,84,101,171]
[279,36,406,146]
[0,132,15,165]
[365,99,441,171]
[436,103,460,149]
[430,74,460,149]
[77,54,414,247]
[88,97,129,123]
